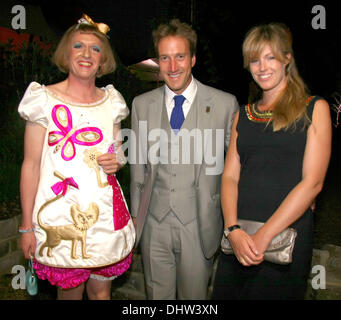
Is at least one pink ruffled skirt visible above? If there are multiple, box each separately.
[33,252,132,289]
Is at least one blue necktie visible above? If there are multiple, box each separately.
[170,95,185,133]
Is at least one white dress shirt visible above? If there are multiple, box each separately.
[164,76,198,121]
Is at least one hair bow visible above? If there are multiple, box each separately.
[78,13,110,36]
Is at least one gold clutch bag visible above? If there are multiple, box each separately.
[221,219,297,265]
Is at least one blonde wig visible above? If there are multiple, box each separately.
[53,23,116,77]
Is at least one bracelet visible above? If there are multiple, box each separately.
[18,227,35,234]
[224,224,241,238]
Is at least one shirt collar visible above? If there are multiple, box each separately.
[164,76,197,104]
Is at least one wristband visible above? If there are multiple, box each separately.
[224,224,241,238]
[19,227,35,234]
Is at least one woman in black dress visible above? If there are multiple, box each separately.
[212,23,332,299]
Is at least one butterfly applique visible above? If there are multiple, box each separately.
[48,104,103,161]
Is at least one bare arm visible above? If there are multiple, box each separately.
[20,122,46,258]
[221,111,240,228]
[221,111,264,265]
[252,100,332,253]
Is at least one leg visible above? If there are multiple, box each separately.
[38,242,47,256]
[47,247,53,257]
[81,236,91,259]
[71,240,78,259]
[175,217,213,299]
[86,277,112,300]
[140,214,177,300]
[57,283,85,300]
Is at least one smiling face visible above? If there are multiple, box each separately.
[249,44,290,98]
[158,35,196,94]
[68,31,103,81]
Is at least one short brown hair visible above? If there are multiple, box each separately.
[153,19,197,57]
[53,23,116,77]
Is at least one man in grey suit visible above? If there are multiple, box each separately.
[130,19,238,299]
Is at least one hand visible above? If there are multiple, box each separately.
[97,152,124,175]
[228,229,264,266]
[250,228,273,257]
[20,232,36,259]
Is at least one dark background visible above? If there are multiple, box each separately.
[0,0,340,300]
[33,0,341,248]
[24,0,340,102]
[28,0,340,158]
[3,0,339,197]
[1,0,340,212]
[1,0,339,193]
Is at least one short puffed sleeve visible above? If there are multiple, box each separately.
[106,84,130,124]
[18,82,49,128]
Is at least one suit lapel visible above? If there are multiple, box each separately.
[194,80,214,184]
[147,86,165,184]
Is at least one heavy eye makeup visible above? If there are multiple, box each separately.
[72,42,101,53]
[92,45,101,53]
[73,42,83,49]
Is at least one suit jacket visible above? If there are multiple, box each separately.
[130,78,238,259]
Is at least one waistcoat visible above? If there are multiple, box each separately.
[149,98,198,224]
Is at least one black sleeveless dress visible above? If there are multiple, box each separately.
[212,96,321,300]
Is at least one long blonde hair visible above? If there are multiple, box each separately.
[242,23,310,131]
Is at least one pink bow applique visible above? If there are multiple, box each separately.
[51,177,79,196]
[48,104,103,161]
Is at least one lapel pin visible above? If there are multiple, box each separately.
[206,106,211,113]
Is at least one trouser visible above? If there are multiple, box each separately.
[140,211,213,299]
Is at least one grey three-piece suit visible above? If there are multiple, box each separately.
[130,78,238,299]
